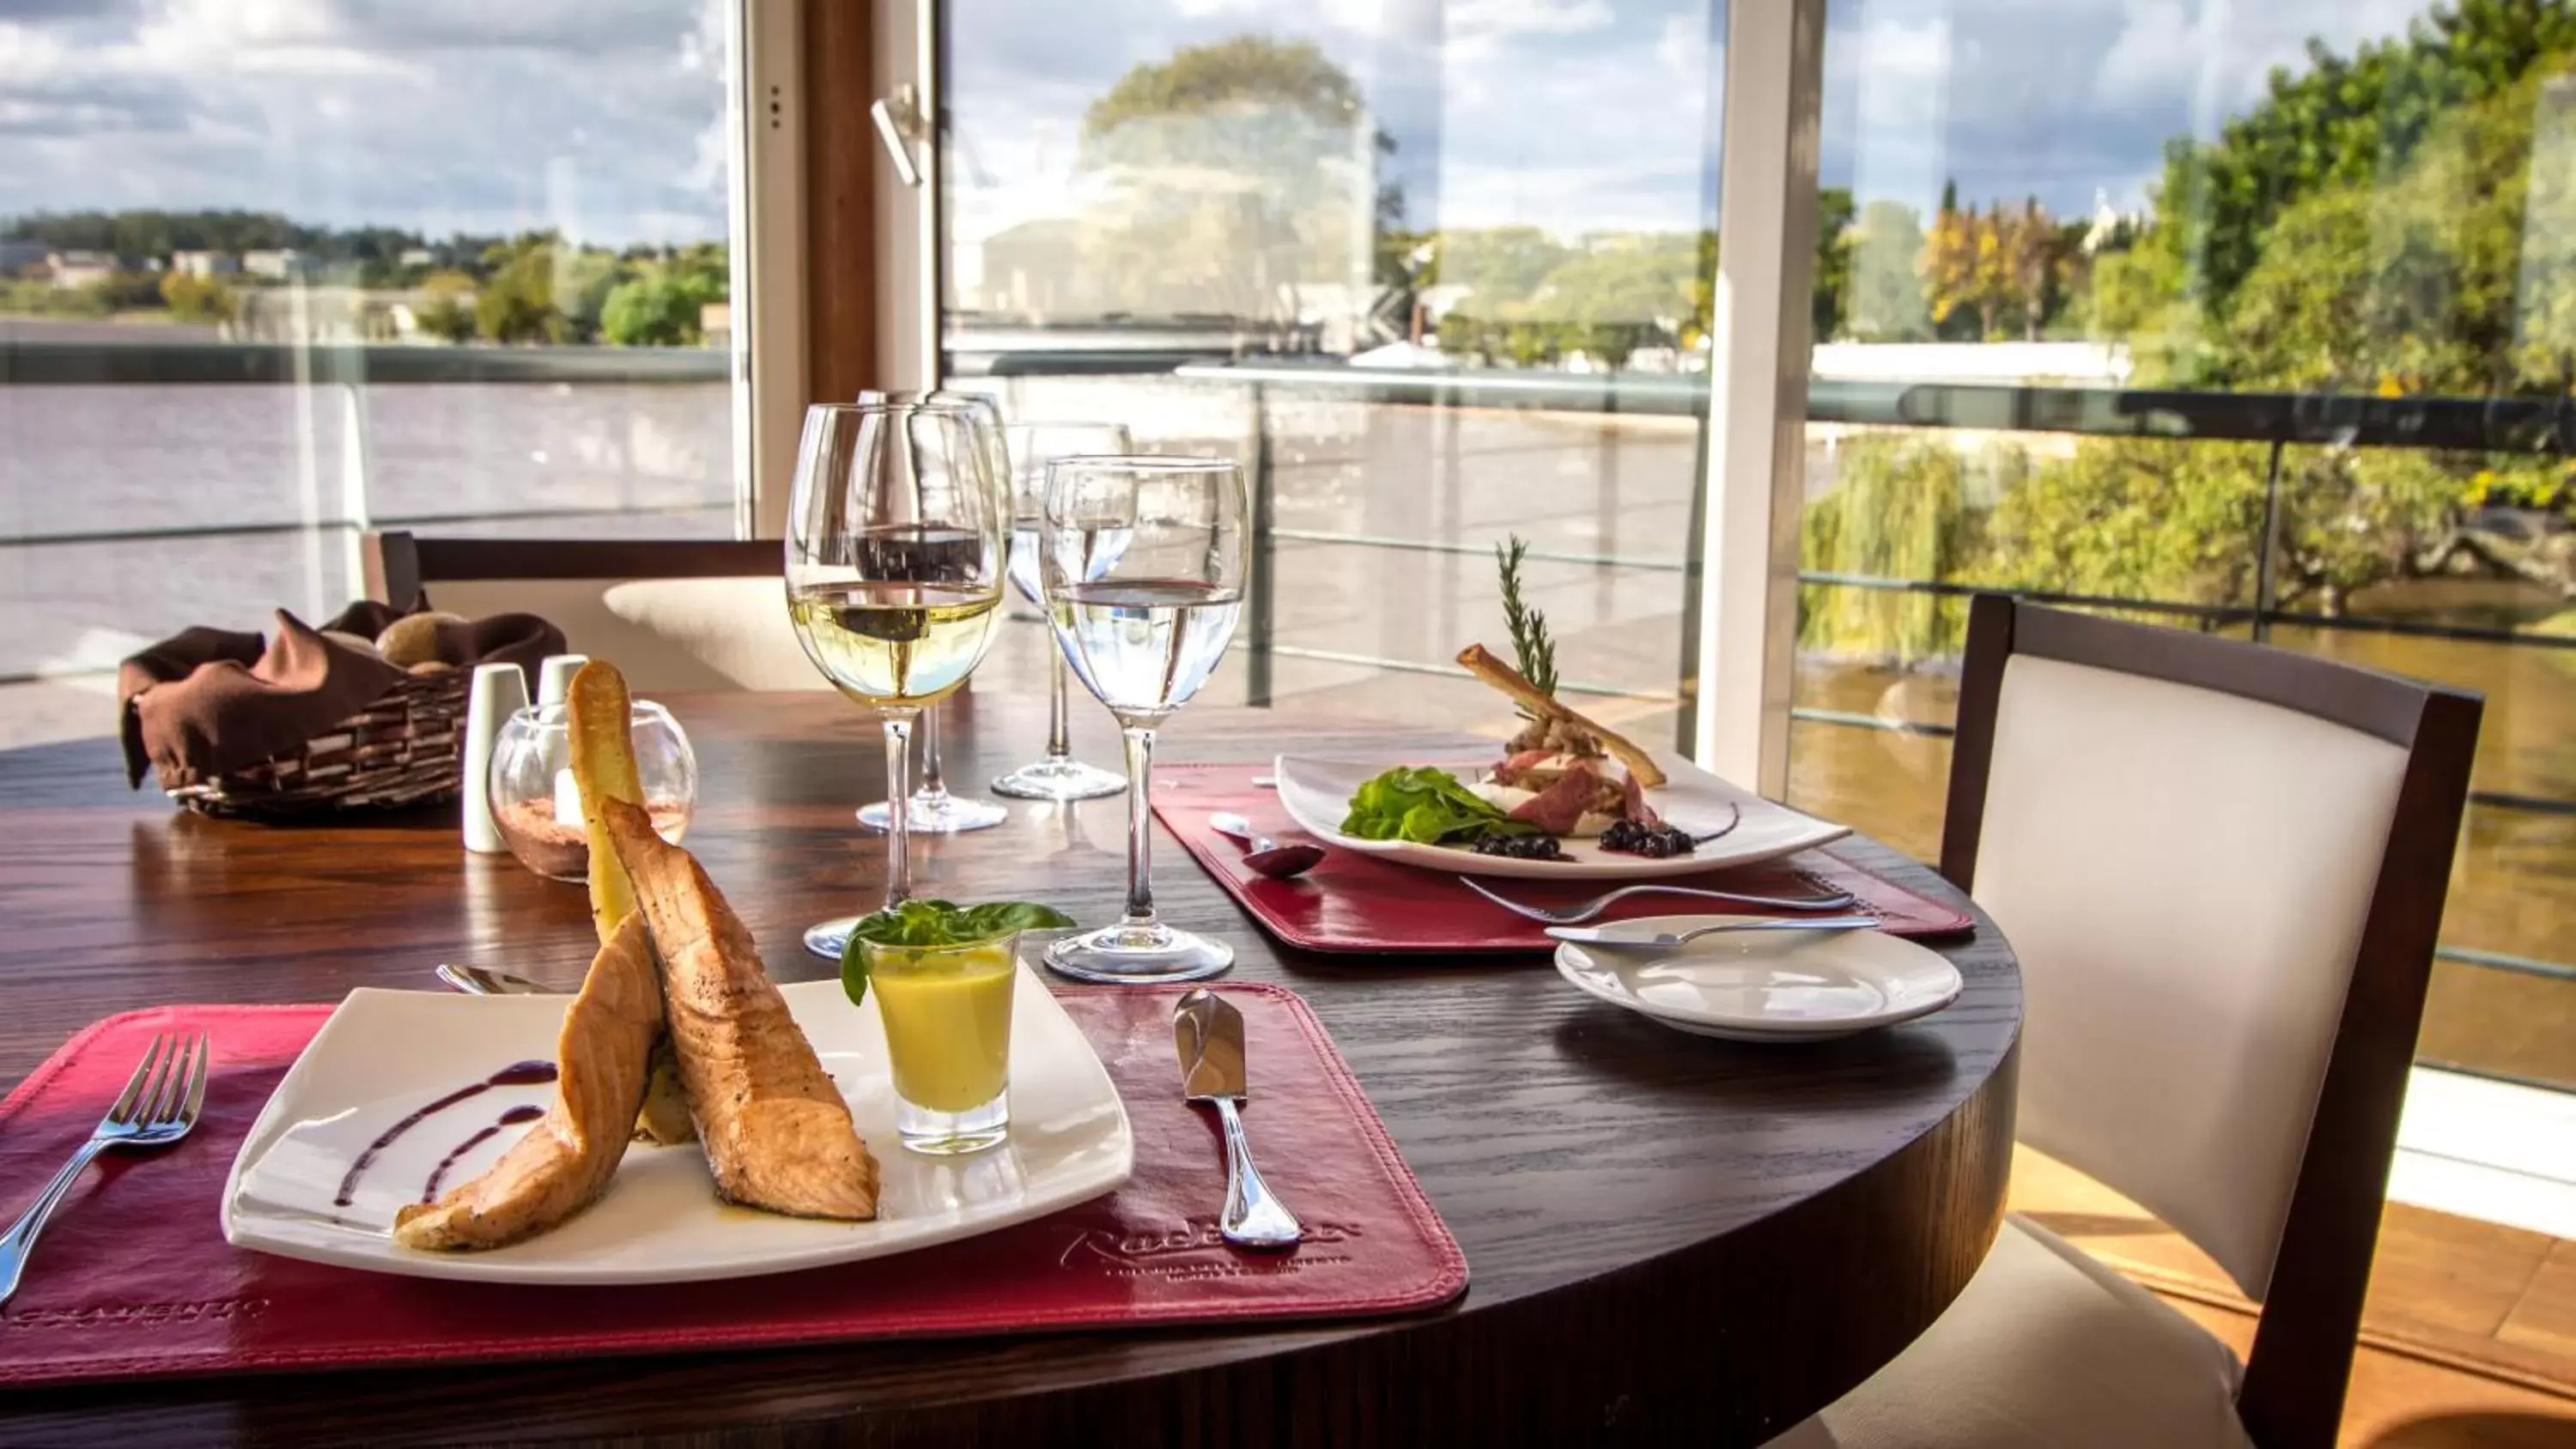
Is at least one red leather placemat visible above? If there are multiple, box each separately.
[0,985,1462,1388]
[1156,763,1971,954]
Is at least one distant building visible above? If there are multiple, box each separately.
[972,219,1085,318]
[241,248,307,280]
[0,242,49,276]
[233,285,416,343]
[46,251,118,289]
[699,301,732,349]
[171,251,239,278]
[397,247,436,268]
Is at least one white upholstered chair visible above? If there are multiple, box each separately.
[1771,595,2481,1449]
[361,532,825,693]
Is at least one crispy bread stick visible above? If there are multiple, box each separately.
[567,661,644,943]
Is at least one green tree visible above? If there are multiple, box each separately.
[1079,34,1377,322]
[1534,234,1700,364]
[2108,0,2576,379]
[1812,187,1856,341]
[473,236,567,343]
[1439,226,1576,310]
[555,248,628,343]
[158,270,238,324]
[414,270,478,344]
[1799,436,1987,659]
[2219,54,2572,394]
[600,246,728,346]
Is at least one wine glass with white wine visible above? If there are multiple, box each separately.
[1037,455,1247,983]
[785,401,1008,961]
[992,421,1133,801]
[850,390,1012,837]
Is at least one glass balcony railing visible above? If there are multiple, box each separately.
[944,351,2576,1094]
[0,339,734,749]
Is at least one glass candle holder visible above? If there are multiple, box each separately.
[486,700,696,881]
[857,931,1019,1155]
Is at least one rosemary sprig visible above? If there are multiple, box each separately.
[1494,535,1558,714]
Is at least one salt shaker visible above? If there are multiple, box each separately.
[536,653,590,709]
[463,663,531,853]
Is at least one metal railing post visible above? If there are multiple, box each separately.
[1247,379,1275,707]
[2253,436,2287,642]
[341,379,374,608]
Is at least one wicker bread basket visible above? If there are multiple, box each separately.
[166,666,470,819]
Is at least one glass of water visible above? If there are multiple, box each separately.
[1037,455,1246,983]
[992,421,1133,802]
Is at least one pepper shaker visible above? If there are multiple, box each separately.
[463,663,531,853]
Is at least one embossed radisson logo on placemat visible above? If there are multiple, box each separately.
[3,1297,269,1331]
[1060,1220,1360,1279]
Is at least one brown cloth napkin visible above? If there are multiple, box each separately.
[118,602,565,790]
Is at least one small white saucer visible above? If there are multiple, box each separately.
[1553,915,1964,1041]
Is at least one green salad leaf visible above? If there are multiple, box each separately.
[1340,766,1535,845]
[838,898,1077,1006]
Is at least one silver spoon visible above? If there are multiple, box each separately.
[1207,811,1325,879]
[1545,914,1880,949]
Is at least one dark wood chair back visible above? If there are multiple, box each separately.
[1942,593,2481,1449]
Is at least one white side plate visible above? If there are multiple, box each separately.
[221,970,1132,1284]
[1553,916,1964,1041]
[1273,750,1850,880]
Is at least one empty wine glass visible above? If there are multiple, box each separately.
[852,389,1011,836]
[1038,455,1247,983]
[785,401,1008,961]
[992,421,1133,801]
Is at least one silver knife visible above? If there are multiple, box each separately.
[1173,989,1302,1250]
[436,963,556,995]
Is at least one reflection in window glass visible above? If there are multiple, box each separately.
[944,0,1725,748]
[0,2,738,747]
[1795,0,2576,1089]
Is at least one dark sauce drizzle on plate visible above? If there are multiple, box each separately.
[421,1104,547,1203]
[332,1060,557,1209]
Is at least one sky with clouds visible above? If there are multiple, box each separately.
[0,0,2454,248]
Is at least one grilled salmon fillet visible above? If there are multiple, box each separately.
[600,797,881,1221]
[393,913,661,1251]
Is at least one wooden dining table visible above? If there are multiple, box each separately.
[0,663,2022,1446]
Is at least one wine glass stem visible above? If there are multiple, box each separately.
[1121,724,1157,926]
[917,704,949,803]
[882,712,915,907]
[1045,648,1072,762]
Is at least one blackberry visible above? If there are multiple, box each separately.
[1472,833,1564,861]
[1598,820,1647,852]
[1599,822,1698,858]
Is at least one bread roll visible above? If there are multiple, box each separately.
[376,611,468,668]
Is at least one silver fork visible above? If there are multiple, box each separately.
[1460,875,1859,925]
[0,1032,210,1307]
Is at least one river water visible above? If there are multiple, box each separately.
[3,373,2564,1085]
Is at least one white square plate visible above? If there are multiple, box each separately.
[221,968,1133,1285]
[1273,749,1850,880]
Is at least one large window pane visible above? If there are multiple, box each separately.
[942,0,1724,744]
[1799,0,2576,1089]
[0,3,740,748]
